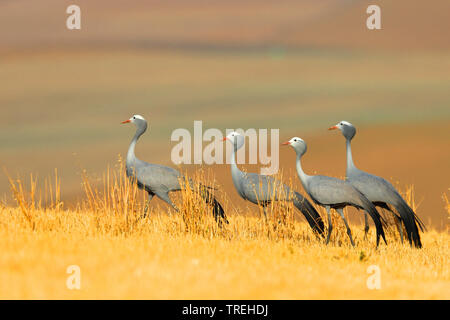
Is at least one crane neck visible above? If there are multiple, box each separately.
[127,126,146,168]
[346,138,356,173]
[229,143,241,173]
[295,153,310,188]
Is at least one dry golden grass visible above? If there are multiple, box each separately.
[443,191,450,221]
[0,165,448,299]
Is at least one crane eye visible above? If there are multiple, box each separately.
[133,116,136,119]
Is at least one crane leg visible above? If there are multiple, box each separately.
[262,205,268,221]
[142,193,154,218]
[363,212,369,240]
[156,191,180,212]
[337,208,355,247]
[395,215,404,243]
[325,206,333,245]
[134,193,154,225]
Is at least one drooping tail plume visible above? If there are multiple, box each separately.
[359,195,387,247]
[393,200,423,248]
[293,191,325,237]
[199,186,229,225]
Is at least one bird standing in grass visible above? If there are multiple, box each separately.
[223,131,325,236]
[122,115,228,225]
[329,121,424,248]
[283,137,387,247]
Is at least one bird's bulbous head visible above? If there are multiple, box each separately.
[329,120,356,140]
[224,131,245,150]
[122,115,147,130]
[283,137,307,156]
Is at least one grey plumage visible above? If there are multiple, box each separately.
[122,115,227,224]
[284,137,387,247]
[224,132,324,236]
[329,121,424,248]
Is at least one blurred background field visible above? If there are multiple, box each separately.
[0,0,449,229]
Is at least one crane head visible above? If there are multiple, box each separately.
[328,121,356,140]
[282,137,307,156]
[223,131,245,150]
[121,115,146,124]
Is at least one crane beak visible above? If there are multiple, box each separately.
[281,141,290,145]
[121,119,131,124]
[222,137,228,141]
[328,125,338,130]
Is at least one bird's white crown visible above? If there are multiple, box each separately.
[289,137,304,144]
[338,120,353,127]
[131,115,145,120]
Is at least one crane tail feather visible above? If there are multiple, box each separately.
[199,186,229,225]
[393,200,423,248]
[293,192,325,237]
[360,196,387,246]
